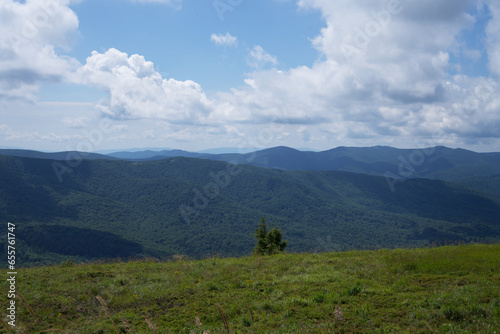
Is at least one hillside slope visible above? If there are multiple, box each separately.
[101,146,500,197]
[0,154,499,266]
[1,146,499,197]
[1,244,499,333]
[0,149,118,161]
[208,145,500,179]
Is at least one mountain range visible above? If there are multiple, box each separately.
[0,145,499,266]
[3,145,499,196]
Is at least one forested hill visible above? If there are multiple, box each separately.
[0,149,117,161]
[101,146,500,180]
[108,145,500,198]
[0,154,499,266]
[3,146,500,197]
[204,146,500,194]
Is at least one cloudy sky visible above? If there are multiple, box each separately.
[0,0,499,152]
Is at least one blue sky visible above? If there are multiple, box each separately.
[0,0,499,152]
[47,0,324,94]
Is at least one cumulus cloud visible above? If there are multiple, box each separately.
[298,0,472,101]
[247,45,278,69]
[1,0,499,150]
[0,0,80,100]
[74,48,214,123]
[212,0,500,145]
[210,32,238,46]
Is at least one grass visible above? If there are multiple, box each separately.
[1,244,499,333]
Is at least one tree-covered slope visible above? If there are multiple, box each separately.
[2,146,499,197]
[110,145,500,198]
[207,146,500,178]
[205,146,500,198]
[0,154,499,266]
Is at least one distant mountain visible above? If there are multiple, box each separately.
[107,148,259,159]
[107,149,205,160]
[1,146,499,197]
[0,149,118,161]
[205,145,499,176]
[106,146,308,158]
[201,146,500,197]
[0,146,22,149]
[196,147,261,154]
[95,147,173,154]
[0,154,498,266]
[104,145,500,181]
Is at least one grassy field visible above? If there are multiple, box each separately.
[1,244,499,333]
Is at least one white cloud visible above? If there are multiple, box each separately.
[0,0,80,100]
[486,1,500,77]
[0,123,73,143]
[297,0,473,100]
[210,32,238,46]
[1,0,499,151]
[210,0,500,146]
[247,45,278,69]
[62,116,90,129]
[74,48,214,123]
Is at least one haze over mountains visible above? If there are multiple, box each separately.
[0,145,499,266]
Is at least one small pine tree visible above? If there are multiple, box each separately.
[253,217,287,255]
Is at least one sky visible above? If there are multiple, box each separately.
[0,0,499,153]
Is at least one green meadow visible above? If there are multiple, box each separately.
[2,244,499,333]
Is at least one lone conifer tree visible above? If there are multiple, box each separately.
[253,217,287,255]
